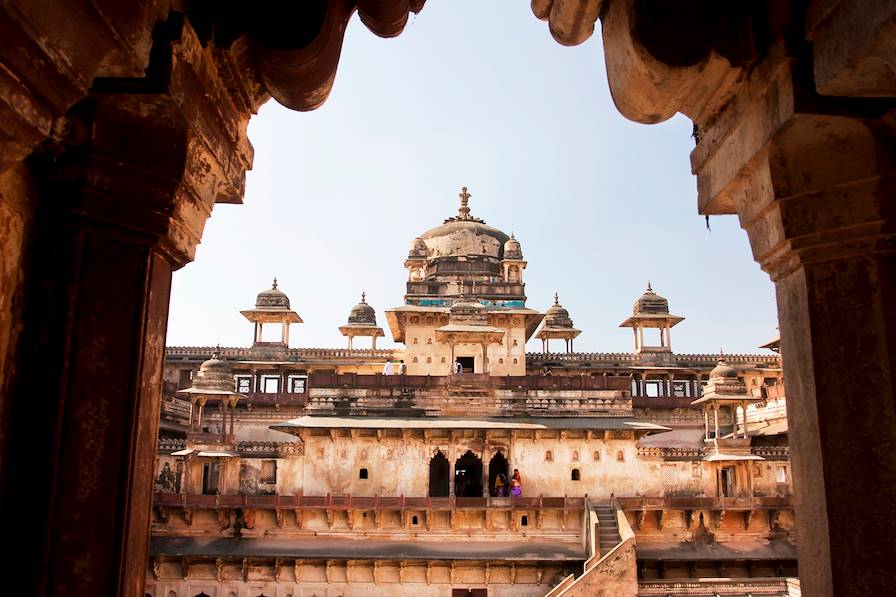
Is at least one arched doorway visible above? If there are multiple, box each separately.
[428,450,450,497]
[454,450,483,497]
[488,451,509,497]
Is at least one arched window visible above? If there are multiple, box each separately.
[441,357,446,363]
[426,356,432,363]
[412,515,419,525]
[413,356,418,363]
[572,450,580,461]
[545,450,553,462]
[571,468,581,481]
[521,515,529,526]
[513,358,518,364]
[359,468,368,479]
[499,358,504,364]
[616,450,625,462]
[593,450,601,461]
[413,337,418,344]
[426,337,432,344]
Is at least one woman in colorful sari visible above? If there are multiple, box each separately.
[510,469,522,497]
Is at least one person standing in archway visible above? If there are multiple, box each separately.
[495,472,507,497]
[510,469,522,497]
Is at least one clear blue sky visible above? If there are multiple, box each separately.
[166,2,778,355]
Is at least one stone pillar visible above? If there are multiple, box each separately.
[731,114,896,596]
[0,17,251,592]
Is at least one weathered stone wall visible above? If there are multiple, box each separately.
[147,560,563,597]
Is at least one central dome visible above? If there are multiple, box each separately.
[417,186,510,260]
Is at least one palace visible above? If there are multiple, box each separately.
[149,189,795,596]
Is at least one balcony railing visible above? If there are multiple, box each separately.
[615,496,793,511]
[243,391,307,406]
[154,492,586,511]
[307,373,630,392]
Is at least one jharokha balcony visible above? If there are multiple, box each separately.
[152,493,587,533]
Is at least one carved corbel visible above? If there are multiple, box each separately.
[180,556,190,580]
[636,510,646,530]
[510,562,517,584]
[215,557,225,582]
[274,558,285,582]
[373,560,381,585]
[243,508,256,530]
[655,509,665,530]
[326,508,335,529]
[152,557,162,580]
[715,508,726,529]
[684,509,694,530]
[744,510,753,530]
[326,559,335,583]
[275,509,285,528]
[449,562,457,585]
[183,508,194,526]
[217,508,230,530]
[241,557,249,581]
[426,561,433,585]
[600,0,749,125]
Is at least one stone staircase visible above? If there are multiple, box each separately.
[595,504,622,555]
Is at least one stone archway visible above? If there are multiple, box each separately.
[454,450,484,498]
[488,451,509,497]
[428,450,450,497]
[0,2,894,596]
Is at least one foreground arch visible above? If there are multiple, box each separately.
[0,1,893,595]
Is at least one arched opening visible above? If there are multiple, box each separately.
[521,514,529,526]
[359,468,368,480]
[488,451,509,497]
[571,468,581,481]
[454,450,483,497]
[428,450,450,497]
[412,515,419,525]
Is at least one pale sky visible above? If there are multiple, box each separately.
[166,2,778,355]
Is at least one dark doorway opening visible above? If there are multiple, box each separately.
[720,466,734,497]
[429,450,450,497]
[457,356,475,373]
[202,462,219,495]
[488,451,509,496]
[455,450,483,497]
[452,590,487,597]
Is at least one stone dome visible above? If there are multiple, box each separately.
[192,349,235,392]
[416,187,510,260]
[710,360,738,381]
[633,282,669,315]
[256,278,291,309]
[503,234,523,260]
[544,293,575,328]
[347,292,377,325]
[408,237,428,258]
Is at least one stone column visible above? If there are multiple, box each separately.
[730,114,896,596]
[0,17,251,593]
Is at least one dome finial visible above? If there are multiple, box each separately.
[646,281,652,293]
[554,292,560,305]
[272,277,278,289]
[361,291,366,303]
[458,186,472,220]
[212,344,221,359]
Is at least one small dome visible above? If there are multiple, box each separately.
[710,360,738,381]
[633,282,669,315]
[503,234,523,260]
[347,292,377,325]
[256,278,291,309]
[192,348,235,392]
[544,293,575,328]
[408,237,427,258]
